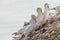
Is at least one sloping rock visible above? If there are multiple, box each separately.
[12,13,60,40]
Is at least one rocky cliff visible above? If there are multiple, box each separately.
[12,13,60,40]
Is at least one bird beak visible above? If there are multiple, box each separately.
[50,8,56,10]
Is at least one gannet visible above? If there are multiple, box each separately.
[12,22,30,40]
[43,3,50,23]
[23,15,36,34]
[36,7,44,25]
[50,6,60,15]
[13,22,30,35]
[18,22,30,34]
[23,15,36,40]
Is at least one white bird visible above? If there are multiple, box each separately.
[43,3,50,23]
[51,6,60,12]
[13,22,30,35]
[36,7,44,25]
[23,15,36,35]
[50,6,60,15]
[23,15,36,40]
[18,22,30,34]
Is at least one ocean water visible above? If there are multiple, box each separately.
[0,0,60,40]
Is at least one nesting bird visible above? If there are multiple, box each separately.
[18,22,30,34]
[41,3,50,24]
[23,15,36,35]
[22,15,36,40]
[44,3,49,21]
[12,22,31,40]
[36,7,44,25]
[12,22,30,35]
[50,6,60,16]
